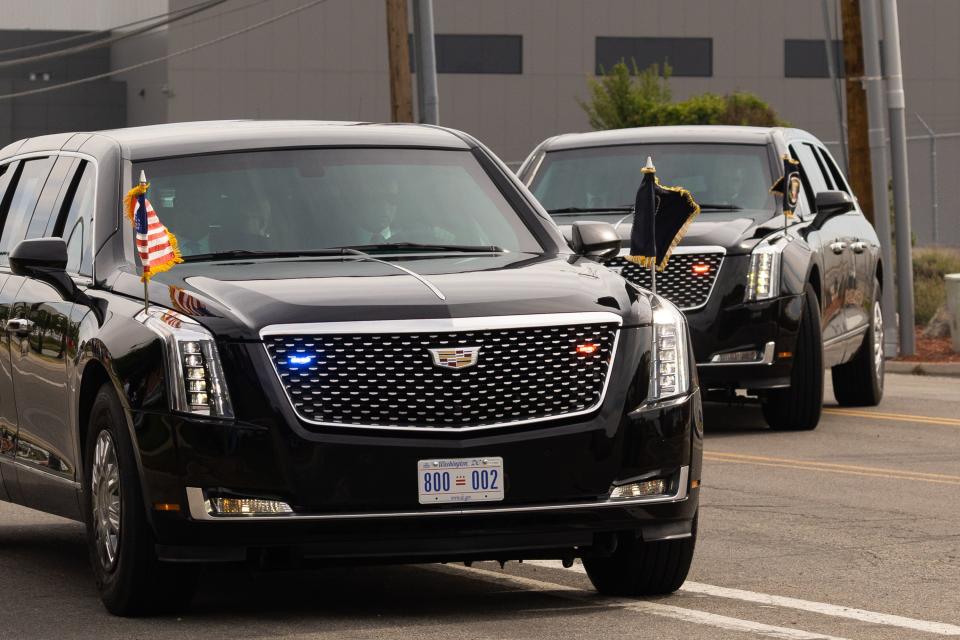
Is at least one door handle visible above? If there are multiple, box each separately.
[850,241,867,254]
[829,241,847,254]
[5,319,34,336]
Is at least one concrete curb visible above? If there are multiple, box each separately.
[886,360,960,377]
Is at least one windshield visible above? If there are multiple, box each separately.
[529,143,776,214]
[134,148,542,259]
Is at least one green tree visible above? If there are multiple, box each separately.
[580,61,787,130]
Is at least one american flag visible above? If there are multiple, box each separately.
[125,173,181,282]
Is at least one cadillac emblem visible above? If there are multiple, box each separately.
[428,346,481,369]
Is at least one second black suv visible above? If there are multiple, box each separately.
[520,126,885,430]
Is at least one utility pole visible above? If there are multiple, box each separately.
[860,0,897,357]
[822,0,848,171]
[411,0,439,124]
[881,0,916,355]
[840,0,875,224]
[385,0,413,122]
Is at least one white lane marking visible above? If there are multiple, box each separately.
[524,560,960,637]
[439,564,850,640]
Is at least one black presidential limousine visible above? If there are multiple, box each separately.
[520,126,885,431]
[0,121,701,615]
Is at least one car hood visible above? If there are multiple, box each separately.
[557,209,780,255]
[113,253,649,340]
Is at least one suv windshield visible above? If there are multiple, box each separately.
[529,143,775,214]
[134,148,542,259]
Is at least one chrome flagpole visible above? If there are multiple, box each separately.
[643,156,657,296]
[139,170,149,314]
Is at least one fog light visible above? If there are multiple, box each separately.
[609,479,667,499]
[710,349,761,364]
[210,497,293,515]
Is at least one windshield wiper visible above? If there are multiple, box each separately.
[334,242,504,253]
[697,203,744,211]
[547,206,633,215]
[182,249,351,262]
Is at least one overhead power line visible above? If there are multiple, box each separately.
[0,0,227,69]
[0,1,229,58]
[0,0,329,102]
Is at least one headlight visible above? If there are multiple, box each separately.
[650,296,690,400]
[137,309,234,418]
[745,245,782,302]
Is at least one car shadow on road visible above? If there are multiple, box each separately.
[0,520,604,634]
[702,401,770,437]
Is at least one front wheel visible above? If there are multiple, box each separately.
[583,512,697,596]
[83,384,197,616]
[761,283,824,431]
[831,278,884,406]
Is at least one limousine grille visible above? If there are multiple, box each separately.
[605,251,724,309]
[263,322,619,430]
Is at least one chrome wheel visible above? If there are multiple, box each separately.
[91,430,121,572]
[872,300,884,386]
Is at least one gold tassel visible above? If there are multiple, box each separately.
[625,177,701,271]
[141,230,183,282]
[123,182,149,224]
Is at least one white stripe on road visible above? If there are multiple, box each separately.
[441,564,850,640]
[524,560,960,637]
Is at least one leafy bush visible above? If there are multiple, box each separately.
[580,61,787,130]
[913,248,960,325]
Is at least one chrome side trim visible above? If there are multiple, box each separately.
[629,391,694,417]
[0,457,81,489]
[259,312,624,432]
[184,466,689,522]
[700,341,776,367]
[823,325,868,348]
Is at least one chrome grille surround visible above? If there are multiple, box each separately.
[606,246,725,310]
[261,313,623,432]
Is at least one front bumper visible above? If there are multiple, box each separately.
[689,294,804,390]
[131,386,702,563]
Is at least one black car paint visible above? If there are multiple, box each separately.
[519,126,882,392]
[0,122,700,563]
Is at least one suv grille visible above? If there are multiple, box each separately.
[606,251,724,309]
[263,321,620,430]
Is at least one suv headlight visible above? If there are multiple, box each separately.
[650,296,690,400]
[745,245,782,302]
[137,309,234,418]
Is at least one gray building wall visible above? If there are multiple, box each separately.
[160,0,960,247]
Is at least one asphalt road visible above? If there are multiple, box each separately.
[2,372,959,639]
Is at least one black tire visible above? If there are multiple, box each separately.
[832,278,884,406]
[761,283,823,431]
[583,512,697,596]
[83,384,198,617]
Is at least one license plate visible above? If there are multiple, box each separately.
[418,457,504,504]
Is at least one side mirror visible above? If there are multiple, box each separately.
[570,221,621,262]
[9,237,68,275]
[9,238,103,324]
[811,190,855,228]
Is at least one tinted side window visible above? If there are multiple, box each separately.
[0,157,56,266]
[0,163,14,205]
[25,156,75,240]
[816,147,851,194]
[53,161,95,276]
[791,144,832,194]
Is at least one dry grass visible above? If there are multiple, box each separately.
[912,247,960,326]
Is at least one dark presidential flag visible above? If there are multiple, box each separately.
[627,164,700,271]
[769,154,802,218]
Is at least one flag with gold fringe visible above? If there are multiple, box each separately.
[627,162,700,271]
[123,172,182,282]
[769,154,802,218]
